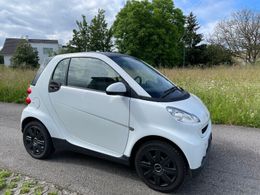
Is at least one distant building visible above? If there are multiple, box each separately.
[0,38,60,66]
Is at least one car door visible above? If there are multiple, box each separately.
[48,57,130,157]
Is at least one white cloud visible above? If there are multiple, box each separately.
[0,0,243,49]
[198,20,219,42]
[0,0,125,47]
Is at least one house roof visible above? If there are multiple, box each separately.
[0,38,59,55]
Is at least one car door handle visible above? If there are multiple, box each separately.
[49,81,61,92]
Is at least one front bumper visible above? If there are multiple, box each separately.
[190,132,212,177]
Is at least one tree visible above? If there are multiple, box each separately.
[210,9,260,64]
[184,12,202,48]
[89,9,113,51]
[67,15,89,52]
[112,0,185,67]
[11,39,39,68]
[204,44,232,66]
[67,10,112,52]
[183,12,203,65]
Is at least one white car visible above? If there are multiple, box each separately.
[21,52,212,193]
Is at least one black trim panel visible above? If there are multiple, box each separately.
[52,138,130,166]
[48,81,61,93]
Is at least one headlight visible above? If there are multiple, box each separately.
[166,107,200,123]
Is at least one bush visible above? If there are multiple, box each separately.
[205,44,232,66]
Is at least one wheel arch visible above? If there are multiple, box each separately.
[22,117,46,132]
[130,136,189,170]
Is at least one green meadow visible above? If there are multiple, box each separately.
[1,65,260,128]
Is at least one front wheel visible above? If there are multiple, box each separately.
[135,141,185,193]
[23,121,53,159]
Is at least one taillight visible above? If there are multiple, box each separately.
[27,87,32,94]
[26,87,32,104]
[25,97,31,104]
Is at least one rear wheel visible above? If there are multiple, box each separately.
[23,121,53,159]
[135,141,185,193]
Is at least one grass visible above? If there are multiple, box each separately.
[0,170,11,191]
[160,65,260,128]
[4,189,12,195]
[0,168,65,195]
[19,187,30,194]
[10,176,21,183]
[0,179,7,191]
[0,64,260,128]
[20,180,36,194]
[0,170,12,178]
[0,66,36,103]
[7,181,17,189]
[48,192,58,195]
[34,186,44,195]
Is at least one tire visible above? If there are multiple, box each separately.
[135,141,185,193]
[23,121,53,159]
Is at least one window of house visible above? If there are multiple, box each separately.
[67,58,122,91]
[43,48,54,55]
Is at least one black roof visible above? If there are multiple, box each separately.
[28,39,58,44]
[0,38,58,55]
[100,52,129,58]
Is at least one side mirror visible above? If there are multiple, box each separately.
[106,82,127,95]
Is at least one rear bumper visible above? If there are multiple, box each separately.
[190,132,212,177]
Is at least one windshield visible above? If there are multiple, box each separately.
[110,56,174,98]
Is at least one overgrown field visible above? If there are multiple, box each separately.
[0,65,260,128]
[160,65,260,128]
[0,66,35,103]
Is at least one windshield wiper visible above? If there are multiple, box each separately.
[160,86,178,98]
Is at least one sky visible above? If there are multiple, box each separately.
[0,0,259,49]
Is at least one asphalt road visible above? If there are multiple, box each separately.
[0,103,260,195]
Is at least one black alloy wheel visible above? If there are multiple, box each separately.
[23,121,53,159]
[135,141,185,193]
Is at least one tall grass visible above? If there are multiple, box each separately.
[0,66,35,103]
[160,65,260,128]
[0,64,260,128]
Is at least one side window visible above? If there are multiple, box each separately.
[67,58,122,91]
[52,59,70,85]
[31,57,53,86]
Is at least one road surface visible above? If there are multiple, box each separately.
[0,103,260,194]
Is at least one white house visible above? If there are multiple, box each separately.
[0,38,60,66]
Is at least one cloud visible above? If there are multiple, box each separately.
[0,0,125,48]
[1,0,258,49]
[198,20,219,41]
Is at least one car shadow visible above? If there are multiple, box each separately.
[41,138,260,194]
[47,150,139,181]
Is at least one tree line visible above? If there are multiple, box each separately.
[7,0,260,68]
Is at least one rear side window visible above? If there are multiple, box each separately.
[31,57,53,86]
[67,58,122,91]
[51,59,70,85]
